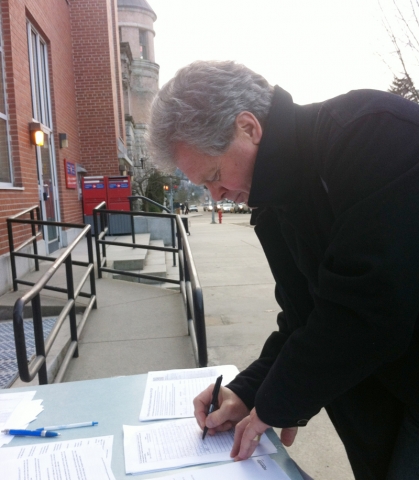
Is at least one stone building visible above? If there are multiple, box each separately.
[118,0,159,197]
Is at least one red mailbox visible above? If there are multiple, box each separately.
[106,176,131,211]
[82,176,107,215]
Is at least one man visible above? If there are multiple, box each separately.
[148,61,419,480]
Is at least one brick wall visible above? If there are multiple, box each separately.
[70,0,124,177]
[0,0,124,258]
[0,0,83,257]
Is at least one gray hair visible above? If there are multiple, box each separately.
[148,60,274,171]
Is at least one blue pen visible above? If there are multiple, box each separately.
[35,421,98,431]
[2,429,60,437]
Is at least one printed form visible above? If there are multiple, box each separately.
[0,435,114,464]
[139,365,239,421]
[1,446,115,480]
[123,417,277,474]
[148,455,291,480]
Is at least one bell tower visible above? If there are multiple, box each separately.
[118,0,159,178]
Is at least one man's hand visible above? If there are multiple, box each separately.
[231,408,299,461]
[193,385,250,436]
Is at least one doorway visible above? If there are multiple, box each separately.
[28,23,60,253]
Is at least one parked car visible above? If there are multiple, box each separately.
[234,202,251,213]
[189,204,198,212]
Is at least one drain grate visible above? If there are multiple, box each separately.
[0,318,56,389]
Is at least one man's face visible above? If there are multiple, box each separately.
[174,113,262,204]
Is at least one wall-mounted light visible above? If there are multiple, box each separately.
[140,158,145,169]
[59,133,68,148]
[29,122,45,147]
[119,164,126,174]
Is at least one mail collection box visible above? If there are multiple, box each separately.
[106,176,131,211]
[82,176,107,215]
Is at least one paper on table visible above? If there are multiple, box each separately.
[123,418,277,475]
[0,391,40,446]
[0,435,114,466]
[147,455,291,480]
[139,365,240,421]
[1,446,115,480]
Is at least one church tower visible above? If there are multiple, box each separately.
[118,0,159,181]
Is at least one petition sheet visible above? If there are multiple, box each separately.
[148,455,291,480]
[123,418,277,474]
[2,446,115,480]
[139,365,239,421]
[0,435,114,465]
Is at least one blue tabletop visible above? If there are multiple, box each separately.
[1,374,304,479]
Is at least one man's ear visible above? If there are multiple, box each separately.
[235,111,263,145]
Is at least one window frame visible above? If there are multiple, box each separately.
[0,11,13,189]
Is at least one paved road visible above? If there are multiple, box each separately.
[187,210,354,480]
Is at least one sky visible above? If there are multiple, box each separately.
[150,0,404,105]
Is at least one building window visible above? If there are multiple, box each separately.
[139,30,148,60]
[0,13,12,186]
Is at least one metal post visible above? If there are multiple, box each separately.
[170,177,174,213]
[211,199,216,224]
[65,255,79,358]
[30,209,39,271]
[86,229,97,309]
[130,198,136,246]
[32,294,48,384]
[93,210,102,279]
[100,210,107,266]
[171,218,176,267]
[7,219,18,291]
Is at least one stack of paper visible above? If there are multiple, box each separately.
[0,435,115,479]
[0,391,44,446]
[139,365,240,421]
[123,417,277,475]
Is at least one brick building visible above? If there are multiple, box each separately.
[0,0,132,294]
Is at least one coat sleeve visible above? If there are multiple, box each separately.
[233,110,419,428]
[227,207,315,411]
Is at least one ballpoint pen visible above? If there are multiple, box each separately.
[35,421,98,431]
[2,429,60,437]
[202,374,223,440]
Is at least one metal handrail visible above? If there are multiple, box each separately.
[93,201,207,367]
[128,195,176,266]
[7,207,97,384]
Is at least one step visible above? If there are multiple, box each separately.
[138,240,167,285]
[106,233,150,271]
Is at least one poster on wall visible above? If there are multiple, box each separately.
[64,159,77,189]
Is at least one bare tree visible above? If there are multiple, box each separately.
[379,0,419,102]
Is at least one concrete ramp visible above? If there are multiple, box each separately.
[61,278,195,382]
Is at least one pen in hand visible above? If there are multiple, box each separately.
[202,374,223,440]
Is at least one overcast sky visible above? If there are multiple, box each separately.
[151,0,402,105]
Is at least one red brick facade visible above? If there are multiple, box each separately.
[0,0,125,260]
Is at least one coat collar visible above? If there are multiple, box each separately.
[248,85,303,208]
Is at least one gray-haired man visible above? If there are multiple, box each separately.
[149,60,419,480]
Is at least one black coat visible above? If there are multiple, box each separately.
[227,85,419,429]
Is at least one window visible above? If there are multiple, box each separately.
[0,13,12,186]
[139,30,148,60]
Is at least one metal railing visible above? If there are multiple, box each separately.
[7,206,97,384]
[93,201,207,367]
